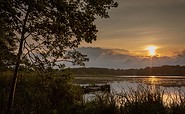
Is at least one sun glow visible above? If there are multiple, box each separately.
[146,46,157,56]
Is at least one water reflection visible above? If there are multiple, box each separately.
[147,77,159,94]
[148,76,158,84]
[82,76,185,105]
[82,77,185,106]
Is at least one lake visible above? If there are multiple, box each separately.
[77,76,185,104]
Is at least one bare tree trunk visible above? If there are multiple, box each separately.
[7,7,30,113]
[6,52,21,113]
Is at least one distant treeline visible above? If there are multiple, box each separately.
[67,65,185,76]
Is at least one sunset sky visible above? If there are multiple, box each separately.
[78,0,185,69]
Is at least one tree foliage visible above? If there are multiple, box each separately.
[0,0,118,70]
[0,0,118,112]
[68,65,185,76]
[0,4,16,71]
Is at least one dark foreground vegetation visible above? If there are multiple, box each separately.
[1,70,185,114]
[68,65,185,76]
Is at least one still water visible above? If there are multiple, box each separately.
[81,76,185,104]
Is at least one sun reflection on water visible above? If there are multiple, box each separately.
[148,76,158,85]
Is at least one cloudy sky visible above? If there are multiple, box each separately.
[78,0,185,69]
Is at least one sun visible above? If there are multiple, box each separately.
[146,46,157,56]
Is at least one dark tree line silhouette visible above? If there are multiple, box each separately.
[67,65,185,76]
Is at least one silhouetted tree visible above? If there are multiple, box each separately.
[0,0,118,112]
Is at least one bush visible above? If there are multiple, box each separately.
[0,71,83,114]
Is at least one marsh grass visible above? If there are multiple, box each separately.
[84,85,185,114]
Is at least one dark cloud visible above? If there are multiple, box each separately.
[78,47,129,59]
[77,47,185,69]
